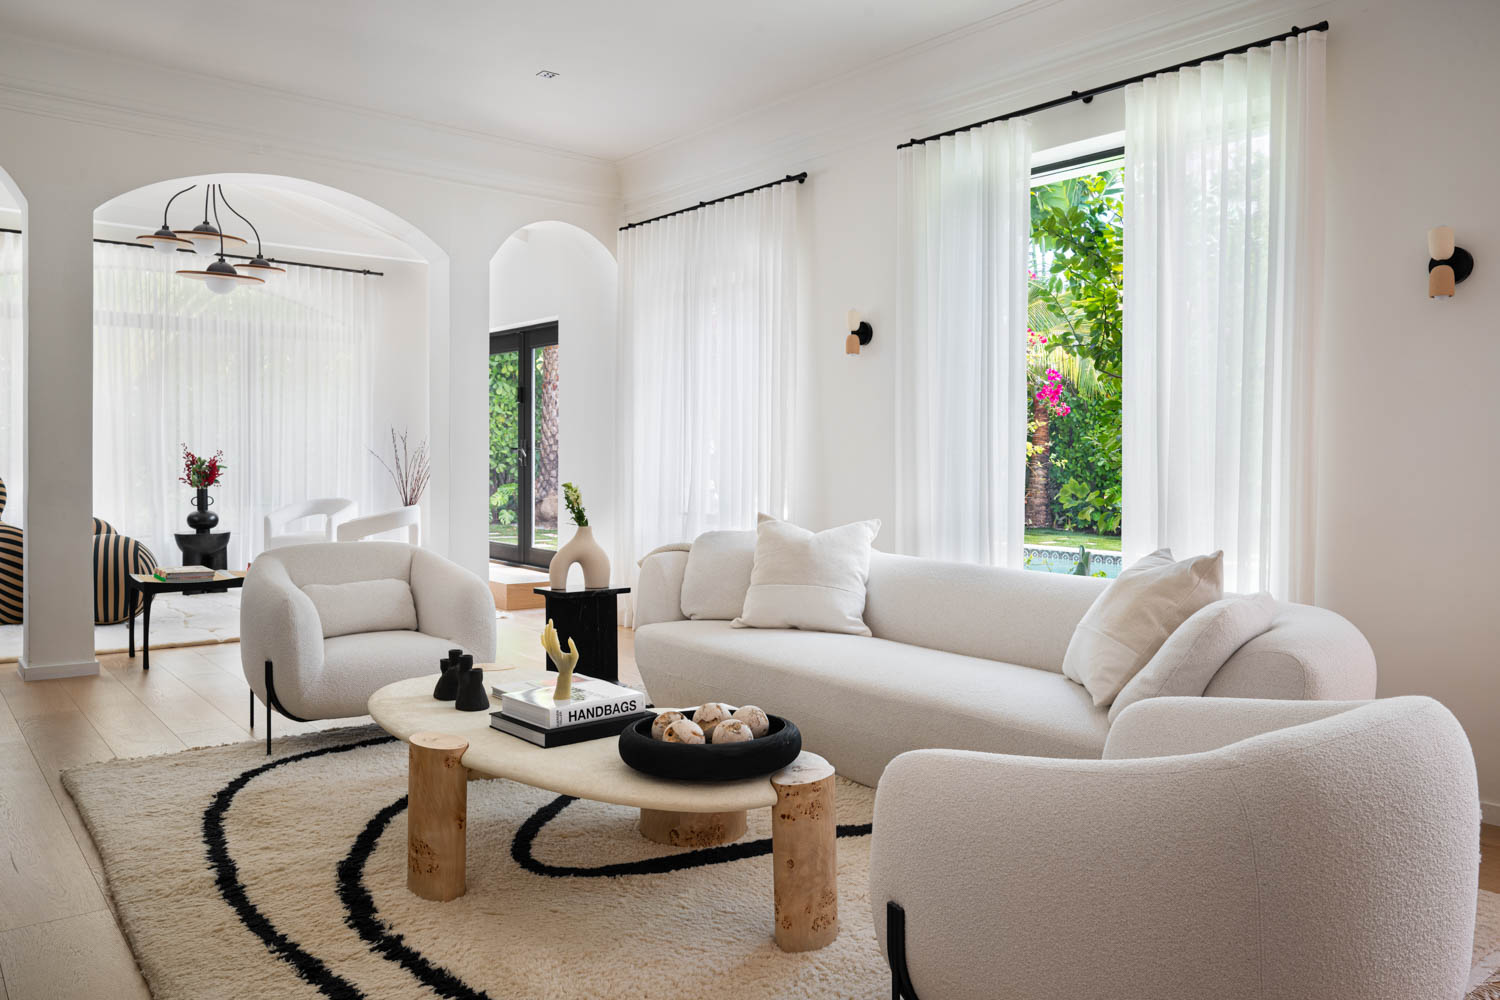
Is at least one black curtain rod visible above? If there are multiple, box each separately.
[898,21,1328,149]
[620,172,807,232]
[0,228,384,276]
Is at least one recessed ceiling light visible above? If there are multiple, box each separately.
[535,69,560,79]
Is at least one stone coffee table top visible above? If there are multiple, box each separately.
[368,669,784,814]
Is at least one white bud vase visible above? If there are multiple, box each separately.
[549,525,611,590]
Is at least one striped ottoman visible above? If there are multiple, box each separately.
[92,520,157,626]
[0,477,18,624]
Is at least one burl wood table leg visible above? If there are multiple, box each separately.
[407,732,469,901]
[770,753,838,952]
[639,808,748,847]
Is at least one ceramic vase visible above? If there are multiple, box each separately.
[186,487,218,533]
[549,525,610,590]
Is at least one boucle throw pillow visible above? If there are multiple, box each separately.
[1108,592,1277,723]
[303,578,418,639]
[1062,548,1224,707]
[732,518,880,635]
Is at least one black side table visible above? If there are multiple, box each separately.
[125,570,245,670]
[533,587,630,684]
[176,530,230,570]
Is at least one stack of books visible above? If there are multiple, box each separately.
[490,674,652,748]
[153,566,218,583]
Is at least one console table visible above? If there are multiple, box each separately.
[532,586,630,683]
[125,570,245,670]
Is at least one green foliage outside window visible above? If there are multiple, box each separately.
[489,352,519,527]
[1026,167,1124,539]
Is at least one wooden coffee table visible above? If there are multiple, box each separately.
[367,670,839,952]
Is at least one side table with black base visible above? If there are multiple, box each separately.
[533,586,630,684]
[125,570,245,670]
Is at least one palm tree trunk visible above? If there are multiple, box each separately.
[1026,396,1051,528]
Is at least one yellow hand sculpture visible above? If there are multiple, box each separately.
[540,619,582,700]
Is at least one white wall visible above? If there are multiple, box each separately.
[617,0,1500,810]
[0,33,618,678]
[489,223,619,573]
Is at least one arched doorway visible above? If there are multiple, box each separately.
[91,174,447,571]
[488,222,616,573]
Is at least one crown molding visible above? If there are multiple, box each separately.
[0,32,620,210]
[620,0,1319,217]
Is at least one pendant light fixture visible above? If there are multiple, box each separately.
[175,184,248,255]
[175,185,264,294]
[133,183,198,253]
[216,186,285,283]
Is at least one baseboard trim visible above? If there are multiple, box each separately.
[1483,800,1500,828]
[16,656,101,680]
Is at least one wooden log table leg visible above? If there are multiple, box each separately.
[407,732,469,901]
[639,808,748,847]
[770,753,838,952]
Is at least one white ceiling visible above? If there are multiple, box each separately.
[0,0,1033,160]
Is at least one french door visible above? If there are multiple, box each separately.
[488,322,560,567]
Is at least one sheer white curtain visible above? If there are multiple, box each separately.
[1123,31,1325,599]
[615,182,799,577]
[93,244,377,567]
[894,120,1031,566]
[0,231,20,525]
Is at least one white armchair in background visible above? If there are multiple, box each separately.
[263,498,357,550]
[240,541,494,753]
[870,696,1480,1000]
[336,505,420,544]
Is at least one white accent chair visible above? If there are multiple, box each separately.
[870,696,1480,1000]
[336,505,420,545]
[240,541,494,752]
[263,498,357,550]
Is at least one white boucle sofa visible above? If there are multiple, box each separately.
[634,548,1376,786]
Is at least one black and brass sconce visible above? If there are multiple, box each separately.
[1428,226,1473,299]
[846,309,874,355]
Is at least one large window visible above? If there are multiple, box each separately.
[489,321,559,567]
[1024,154,1124,577]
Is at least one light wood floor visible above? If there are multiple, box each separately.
[0,613,1492,998]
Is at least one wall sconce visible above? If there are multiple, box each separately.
[1428,226,1474,299]
[846,309,874,355]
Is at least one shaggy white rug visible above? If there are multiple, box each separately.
[64,726,886,999]
[61,727,1500,999]
[0,588,241,662]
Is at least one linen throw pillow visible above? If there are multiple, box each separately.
[681,529,758,620]
[1108,592,1277,723]
[1061,548,1224,707]
[302,578,418,639]
[732,518,880,635]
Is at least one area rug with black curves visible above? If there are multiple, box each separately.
[61,726,887,1000]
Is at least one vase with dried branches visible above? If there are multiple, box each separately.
[370,429,431,508]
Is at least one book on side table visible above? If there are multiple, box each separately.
[490,674,653,748]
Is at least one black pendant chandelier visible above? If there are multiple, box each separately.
[134,182,283,294]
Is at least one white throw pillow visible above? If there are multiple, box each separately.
[303,578,418,639]
[681,529,758,620]
[733,518,880,635]
[1061,548,1224,707]
[1108,592,1277,723]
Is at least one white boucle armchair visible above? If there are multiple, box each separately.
[240,541,495,752]
[870,696,1480,1000]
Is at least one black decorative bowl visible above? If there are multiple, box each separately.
[618,710,801,781]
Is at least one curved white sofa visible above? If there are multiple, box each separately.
[634,549,1376,787]
[241,542,494,728]
[869,696,1480,999]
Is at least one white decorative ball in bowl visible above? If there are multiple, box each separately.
[732,705,770,738]
[711,718,754,743]
[693,702,734,739]
[650,710,685,741]
[663,719,705,744]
